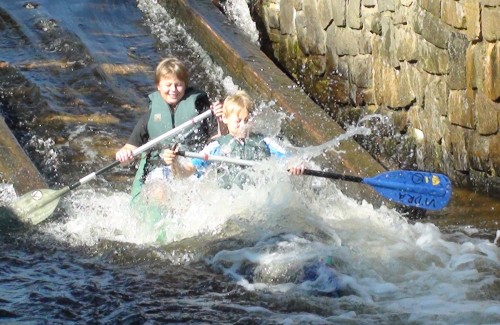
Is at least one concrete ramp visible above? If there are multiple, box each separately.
[0,116,47,195]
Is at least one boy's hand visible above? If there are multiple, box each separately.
[288,165,305,175]
[211,99,224,118]
[162,145,179,166]
[116,144,137,164]
[211,99,228,137]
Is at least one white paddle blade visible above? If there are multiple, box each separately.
[6,187,70,225]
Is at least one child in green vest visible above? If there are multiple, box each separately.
[163,90,304,188]
[115,57,224,199]
[115,57,224,240]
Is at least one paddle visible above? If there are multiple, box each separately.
[178,151,452,211]
[4,110,214,225]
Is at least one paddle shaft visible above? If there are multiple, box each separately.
[301,169,363,183]
[178,151,259,167]
[179,151,360,180]
[69,110,214,190]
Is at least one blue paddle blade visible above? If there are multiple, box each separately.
[362,170,452,210]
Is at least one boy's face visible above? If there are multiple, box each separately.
[157,74,186,107]
[222,106,250,140]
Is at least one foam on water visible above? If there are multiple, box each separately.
[7,100,496,323]
[13,135,494,323]
[4,126,500,324]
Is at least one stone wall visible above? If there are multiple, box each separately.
[250,0,500,193]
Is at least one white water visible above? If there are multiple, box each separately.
[29,112,500,323]
[221,0,260,45]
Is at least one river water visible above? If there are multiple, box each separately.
[1,0,499,324]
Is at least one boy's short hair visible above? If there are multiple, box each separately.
[223,90,254,117]
[155,57,189,87]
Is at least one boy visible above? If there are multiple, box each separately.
[115,57,223,200]
[163,90,303,188]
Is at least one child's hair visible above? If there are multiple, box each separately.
[223,90,254,117]
[155,57,189,87]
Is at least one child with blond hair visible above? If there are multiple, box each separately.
[163,90,303,188]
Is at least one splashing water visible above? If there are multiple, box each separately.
[221,0,260,45]
[33,148,500,323]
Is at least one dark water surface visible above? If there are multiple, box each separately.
[1,0,499,324]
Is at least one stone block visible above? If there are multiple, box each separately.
[332,0,347,27]
[449,125,470,171]
[295,11,309,54]
[268,27,282,43]
[374,60,416,108]
[347,0,363,29]
[490,133,500,175]
[411,7,424,35]
[484,42,500,101]
[476,92,500,135]
[418,40,449,74]
[369,12,383,35]
[468,132,491,171]
[325,28,339,71]
[408,105,424,130]
[279,35,298,62]
[482,0,500,7]
[378,0,396,12]
[350,55,373,88]
[441,0,466,29]
[448,31,469,90]
[293,0,302,10]
[420,0,441,17]
[395,26,419,62]
[361,6,379,34]
[449,89,474,128]
[318,0,334,30]
[380,15,400,68]
[363,0,377,8]
[464,0,481,41]
[265,2,281,29]
[483,7,500,41]
[394,5,409,25]
[296,9,326,55]
[335,27,358,55]
[406,62,426,106]
[279,0,295,34]
[425,78,448,116]
[421,10,451,49]
[465,44,482,89]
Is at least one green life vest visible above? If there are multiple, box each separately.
[216,134,271,189]
[131,89,207,201]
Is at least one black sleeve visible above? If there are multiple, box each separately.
[127,111,151,147]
